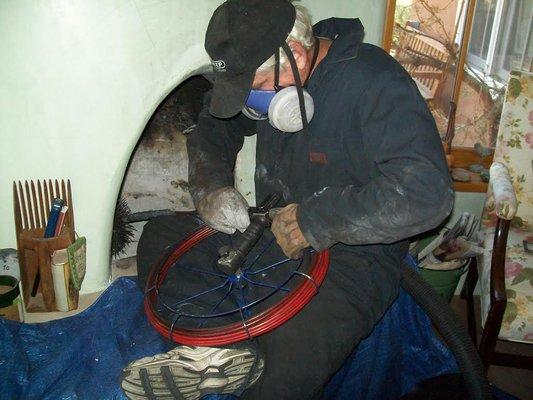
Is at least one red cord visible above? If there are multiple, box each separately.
[144,225,330,346]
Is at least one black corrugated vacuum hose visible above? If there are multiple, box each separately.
[400,261,492,400]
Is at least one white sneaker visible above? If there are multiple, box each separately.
[120,345,264,400]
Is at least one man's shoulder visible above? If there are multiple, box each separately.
[342,43,410,84]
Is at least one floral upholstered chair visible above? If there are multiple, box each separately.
[464,70,533,370]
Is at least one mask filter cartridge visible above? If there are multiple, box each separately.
[267,86,314,132]
[243,87,314,132]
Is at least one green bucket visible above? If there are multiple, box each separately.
[418,263,469,303]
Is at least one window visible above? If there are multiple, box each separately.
[467,0,533,81]
[382,0,532,157]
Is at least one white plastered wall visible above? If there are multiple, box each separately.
[0,0,387,294]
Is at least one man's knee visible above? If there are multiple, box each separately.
[136,213,201,289]
[140,215,180,241]
[139,213,202,246]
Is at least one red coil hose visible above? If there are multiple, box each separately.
[144,225,330,346]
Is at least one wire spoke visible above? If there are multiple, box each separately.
[144,284,156,295]
[246,257,292,275]
[242,238,275,271]
[156,288,179,315]
[237,301,251,339]
[242,276,290,292]
[168,280,230,310]
[173,260,305,319]
[179,264,227,278]
[237,283,252,319]
[292,270,319,292]
[196,282,234,328]
[169,313,182,340]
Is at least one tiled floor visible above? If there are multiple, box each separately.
[111,255,138,280]
[21,290,103,323]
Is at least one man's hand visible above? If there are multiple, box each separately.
[197,187,250,234]
[271,203,310,259]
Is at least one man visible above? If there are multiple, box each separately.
[121,1,454,399]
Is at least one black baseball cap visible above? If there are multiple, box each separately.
[205,0,296,118]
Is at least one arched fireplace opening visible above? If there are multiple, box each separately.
[111,75,212,274]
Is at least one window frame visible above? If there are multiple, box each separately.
[466,0,533,83]
[466,0,499,70]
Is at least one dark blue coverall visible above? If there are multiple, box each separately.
[137,18,454,400]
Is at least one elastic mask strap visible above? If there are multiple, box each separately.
[274,49,281,92]
[303,37,320,87]
[281,42,309,132]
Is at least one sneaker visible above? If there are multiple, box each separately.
[120,345,264,400]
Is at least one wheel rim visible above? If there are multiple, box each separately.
[144,225,330,346]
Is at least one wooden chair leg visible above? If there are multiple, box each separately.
[462,257,478,346]
[492,353,533,370]
[478,298,507,369]
[479,218,510,369]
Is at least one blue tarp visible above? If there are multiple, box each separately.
[0,271,512,400]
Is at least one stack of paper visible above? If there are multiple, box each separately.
[417,212,483,270]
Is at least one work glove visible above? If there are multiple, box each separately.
[196,187,250,234]
[271,203,310,259]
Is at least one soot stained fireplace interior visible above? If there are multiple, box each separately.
[111,75,211,262]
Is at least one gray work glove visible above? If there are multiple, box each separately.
[196,187,251,234]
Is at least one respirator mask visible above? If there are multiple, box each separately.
[242,39,319,133]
